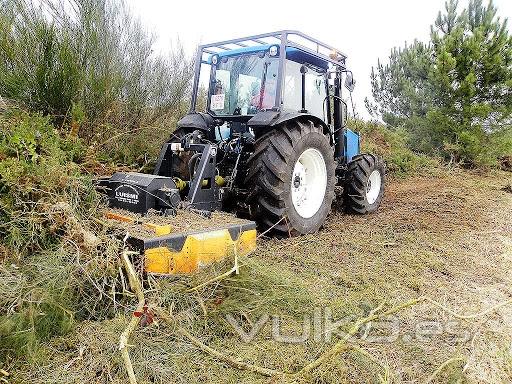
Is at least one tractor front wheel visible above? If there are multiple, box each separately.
[245,120,336,236]
[344,154,385,213]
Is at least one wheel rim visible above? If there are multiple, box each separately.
[366,170,382,205]
[291,148,327,219]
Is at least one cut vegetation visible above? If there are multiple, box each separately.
[6,168,511,383]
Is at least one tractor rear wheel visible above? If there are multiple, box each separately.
[245,119,336,236]
[166,127,194,179]
[344,153,385,213]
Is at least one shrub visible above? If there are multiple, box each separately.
[0,110,122,364]
[350,119,440,177]
[0,0,194,164]
[367,0,512,167]
[0,109,91,256]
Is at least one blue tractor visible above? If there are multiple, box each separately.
[100,31,385,237]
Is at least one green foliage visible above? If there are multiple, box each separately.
[0,110,89,256]
[368,0,512,167]
[0,244,121,364]
[351,119,440,177]
[0,287,74,362]
[366,40,434,126]
[0,0,194,162]
[0,111,122,365]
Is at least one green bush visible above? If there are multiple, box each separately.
[0,109,91,256]
[367,0,512,167]
[350,119,440,177]
[0,110,122,365]
[0,0,194,164]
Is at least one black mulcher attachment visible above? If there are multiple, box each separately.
[96,130,221,215]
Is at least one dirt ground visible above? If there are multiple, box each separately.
[19,169,512,384]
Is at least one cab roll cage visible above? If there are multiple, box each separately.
[189,30,348,112]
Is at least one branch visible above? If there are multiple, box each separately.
[117,255,512,384]
[119,250,145,384]
[185,246,240,293]
[295,298,423,377]
[178,325,284,377]
[155,307,286,377]
[424,297,512,320]
[423,356,465,384]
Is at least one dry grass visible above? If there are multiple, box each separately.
[104,208,250,239]
[11,168,512,383]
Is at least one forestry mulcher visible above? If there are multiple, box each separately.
[98,31,385,274]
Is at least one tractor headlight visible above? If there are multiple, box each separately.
[211,55,218,65]
[269,45,278,57]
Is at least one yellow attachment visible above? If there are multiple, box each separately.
[143,223,173,236]
[105,211,135,223]
[215,175,226,187]
[174,177,187,191]
[176,176,225,189]
[145,228,257,274]
[104,211,172,236]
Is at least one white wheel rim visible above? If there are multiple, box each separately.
[291,148,327,219]
[366,170,382,205]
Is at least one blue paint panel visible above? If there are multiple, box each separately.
[344,128,360,162]
[208,45,272,63]
[285,47,329,70]
[207,46,329,69]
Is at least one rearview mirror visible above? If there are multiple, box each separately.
[335,99,348,128]
[344,72,355,92]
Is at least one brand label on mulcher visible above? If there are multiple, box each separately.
[114,184,139,205]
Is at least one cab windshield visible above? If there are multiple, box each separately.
[209,53,279,116]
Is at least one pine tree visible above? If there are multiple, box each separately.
[369,0,512,165]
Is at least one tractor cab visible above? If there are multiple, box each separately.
[184,31,355,158]
[206,45,331,120]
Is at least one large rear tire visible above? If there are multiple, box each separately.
[245,119,336,236]
[344,153,385,213]
[158,127,194,179]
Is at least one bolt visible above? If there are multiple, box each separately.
[293,175,301,188]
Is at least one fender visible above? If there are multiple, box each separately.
[248,110,333,144]
[176,112,215,136]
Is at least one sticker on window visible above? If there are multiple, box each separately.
[211,94,225,110]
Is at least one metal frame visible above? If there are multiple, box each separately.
[189,30,348,112]
[185,143,221,211]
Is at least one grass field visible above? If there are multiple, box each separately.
[13,168,512,383]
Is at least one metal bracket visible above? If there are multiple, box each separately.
[153,142,171,176]
[185,143,221,211]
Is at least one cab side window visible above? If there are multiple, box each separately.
[282,60,326,120]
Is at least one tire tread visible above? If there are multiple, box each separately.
[245,120,335,236]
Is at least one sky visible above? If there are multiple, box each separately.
[126,0,512,119]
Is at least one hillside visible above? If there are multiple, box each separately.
[1,0,511,382]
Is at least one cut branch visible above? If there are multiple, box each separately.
[118,254,512,384]
[119,250,145,384]
[295,297,423,377]
[423,356,465,384]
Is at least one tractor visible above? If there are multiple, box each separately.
[98,30,385,241]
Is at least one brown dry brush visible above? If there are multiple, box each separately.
[119,252,512,384]
[0,204,126,365]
